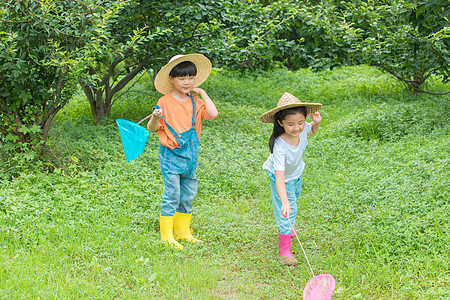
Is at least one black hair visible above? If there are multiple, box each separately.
[169,61,197,78]
[268,106,307,153]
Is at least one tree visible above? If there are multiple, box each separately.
[0,0,129,159]
[274,0,450,95]
[78,0,233,124]
[348,0,450,95]
[0,0,284,161]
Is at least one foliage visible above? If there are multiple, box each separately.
[1,66,449,299]
[78,0,266,123]
[280,0,450,95]
[336,99,450,142]
[0,0,128,165]
[206,0,298,70]
[356,0,450,95]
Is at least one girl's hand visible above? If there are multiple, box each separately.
[309,111,322,124]
[308,111,322,135]
[281,203,291,219]
[152,108,163,119]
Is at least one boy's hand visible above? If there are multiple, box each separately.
[189,87,218,119]
[152,108,163,119]
[189,87,204,98]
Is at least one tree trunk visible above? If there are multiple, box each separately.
[81,55,152,124]
[83,84,108,125]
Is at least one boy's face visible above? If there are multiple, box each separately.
[170,75,195,94]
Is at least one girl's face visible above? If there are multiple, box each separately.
[278,112,306,137]
[170,75,195,94]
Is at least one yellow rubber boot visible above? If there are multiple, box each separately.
[160,216,183,250]
[173,212,202,243]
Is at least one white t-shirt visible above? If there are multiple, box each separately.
[263,122,311,182]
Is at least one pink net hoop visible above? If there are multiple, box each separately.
[303,274,335,300]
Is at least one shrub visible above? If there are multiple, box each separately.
[333,99,449,142]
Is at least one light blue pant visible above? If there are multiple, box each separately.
[267,171,302,235]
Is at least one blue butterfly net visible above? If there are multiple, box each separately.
[116,119,150,163]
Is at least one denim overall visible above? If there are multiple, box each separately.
[157,95,199,217]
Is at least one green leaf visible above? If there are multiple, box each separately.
[5,134,19,142]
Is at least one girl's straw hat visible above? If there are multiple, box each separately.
[259,92,322,123]
[154,53,212,94]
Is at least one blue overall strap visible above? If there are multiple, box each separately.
[153,104,178,138]
[153,95,196,136]
[190,95,196,126]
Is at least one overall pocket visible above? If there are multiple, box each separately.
[159,145,187,174]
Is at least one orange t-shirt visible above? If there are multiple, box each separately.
[154,93,214,149]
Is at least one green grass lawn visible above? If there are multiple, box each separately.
[1,66,449,299]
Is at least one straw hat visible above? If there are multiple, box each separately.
[154,53,212,94]
[259,92,322,123]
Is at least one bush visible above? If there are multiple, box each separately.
[335,99,449,142]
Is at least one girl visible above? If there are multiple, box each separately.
[260,92,322,265]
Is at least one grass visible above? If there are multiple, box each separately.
[0,65,449,299]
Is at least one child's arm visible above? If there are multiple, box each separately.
[274,170,291,218]
[308,111,322,135]
[190,87,219,118]
[147,108,163,132]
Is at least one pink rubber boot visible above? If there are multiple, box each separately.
[278,232,298,266]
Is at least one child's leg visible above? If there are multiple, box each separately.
[159,171,184,249]
[268,173,299,235]
[159,145,182,217]
[288,175,301,228]
[158,146,184,249]
[160,171,181,216]
[268,172,302,265]
[177,175,198,214]
[174,175,201,243]
[274,175,302,232]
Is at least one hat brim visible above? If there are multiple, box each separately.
[259,103,322,123]
[154,54,212,94]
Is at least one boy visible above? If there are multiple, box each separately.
[147,54,218,249]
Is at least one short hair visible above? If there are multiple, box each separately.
[169,61,197,78]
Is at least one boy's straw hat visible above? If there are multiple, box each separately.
[154,53,212,94]
[259,92,322,123]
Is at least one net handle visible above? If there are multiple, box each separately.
[287,217,315,277]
